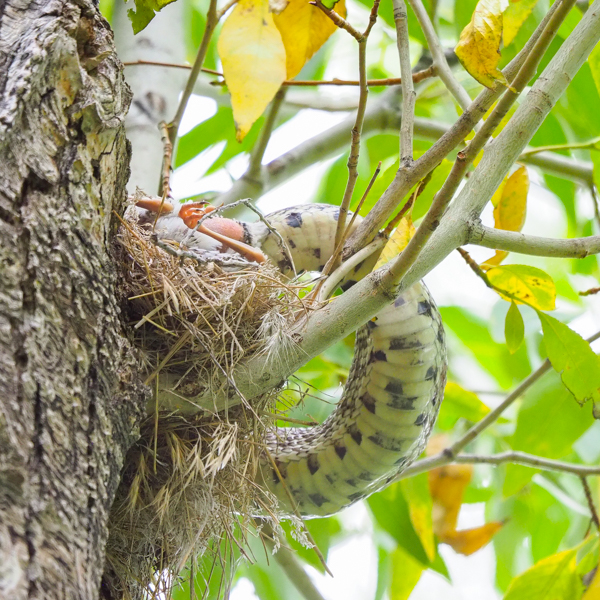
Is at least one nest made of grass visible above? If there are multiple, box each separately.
[105,210,311,599]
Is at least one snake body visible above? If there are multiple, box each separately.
[140,201,447,518]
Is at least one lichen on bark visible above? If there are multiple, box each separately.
[0,3,148,599]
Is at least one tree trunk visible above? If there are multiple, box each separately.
[0,2,147,599]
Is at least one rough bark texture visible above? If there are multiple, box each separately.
[0,2,147,599]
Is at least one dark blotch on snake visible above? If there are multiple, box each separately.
[349,423,363,445]
[286,212,303,228]
[385,381,404,395]
[361,393,376,414]
[341,279,357,291]
[313,247,321,259]
[394,296,406,307]
[368,433,404,452]
[387,394,418,410]
[307,454,320,475]
[347,491,364,502]
[418,300,433,317]
[334,441,347,459]
[367,319,378,330]
[370,350,387,363]
[288,238,296,249]
[309,493,328,507]
[389,336,423,350]
[426,366,437,380]
[395,456,409,467]
[414,413,427,426]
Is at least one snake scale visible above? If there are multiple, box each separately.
[137,200,447,518]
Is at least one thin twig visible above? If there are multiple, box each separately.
[580,476,600,530]
[159,121,173,199]
[216,0,239,19]
[519,137,600,157]
[123,60,222,75]
[407,0,473,114]
[447,328,600,457]
[393,0,415,163]
[212,68,438,87]
[333,0,380,258]
[580,286,600,296]
[248,88,287,179]
[309,0,364,41]
[591,184,600,229]
[318,161,382,288]
[397,452,600,480]
[168,0,219,146]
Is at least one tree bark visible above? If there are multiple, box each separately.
[0,2,147,599]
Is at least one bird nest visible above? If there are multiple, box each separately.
[104,211,310,599]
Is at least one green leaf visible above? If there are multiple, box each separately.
[390,546,424,600]
[127,0,176,33]
[437,382,491,429]
[503,549,582,600]
[368,482,430,566]
[503,374,595,495]
[400,474,435,562]
[538,311,600,413]
[440,306,531,388]
[505,302,525,354]
[487,264,556,310]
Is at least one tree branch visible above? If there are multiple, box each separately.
[468,223,600,258]
[393,0,415,163]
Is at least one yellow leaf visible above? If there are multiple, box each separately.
[441,522,504,556]
[274,0,345,79]
[482,165,529,268]
[401,474,435,562]
[494,165,528,231]
[487,264,556,310]
[455,0,508,89]
[428,459,473,535]
[375,213,415,269]
[503,0,540,47]
[218,0,286,141]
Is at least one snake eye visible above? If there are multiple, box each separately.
[179,202,217,229]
